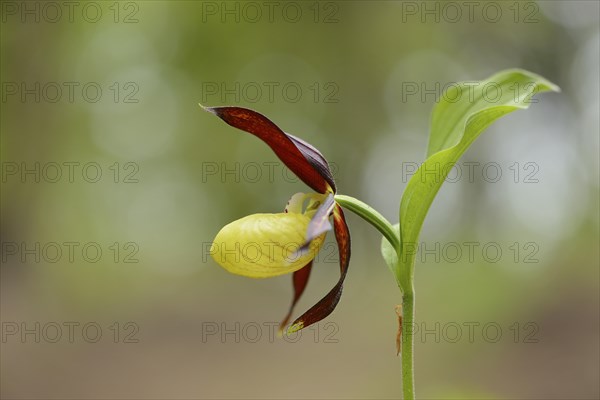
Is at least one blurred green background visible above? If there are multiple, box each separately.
[1,1,598,399]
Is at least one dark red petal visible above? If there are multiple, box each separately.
[288,204,351,332]
[333,204,351,275]
[203,106,335,193]
[278,261,313,334]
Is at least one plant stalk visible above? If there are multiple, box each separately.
[401,288,415,400]
[334,194,415,399]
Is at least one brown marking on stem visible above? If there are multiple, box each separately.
[395,304,403,356]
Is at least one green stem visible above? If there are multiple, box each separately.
[335,194,415,399]
[399,244,417,399]
[334,194,400,251]
[401,289,415,400]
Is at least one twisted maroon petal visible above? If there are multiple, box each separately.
[287,204,351,332]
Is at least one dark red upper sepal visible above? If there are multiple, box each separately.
[203,106,336,194]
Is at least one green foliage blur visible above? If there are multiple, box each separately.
[1,1,598,399]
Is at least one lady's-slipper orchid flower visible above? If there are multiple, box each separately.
[203,106,350,334]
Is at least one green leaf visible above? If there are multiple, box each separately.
[397,69,559,290]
